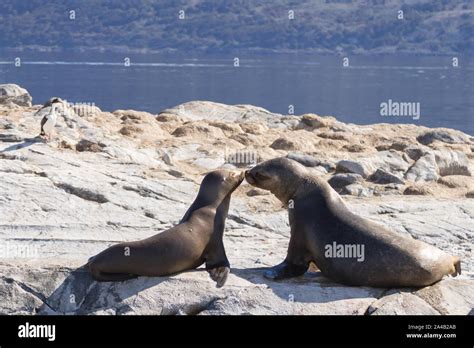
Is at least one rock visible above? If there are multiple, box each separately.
[209,121,243,134]
[317,132,349,141]
[438,176,473,189]
[390,141,410,151]
[0,84,32,107]
[341,184,373,197]
[417,129,470,145]
[414,279,474,315]
[160,101,291,129]
[270,136,314,151]
[343,144,367,152]
[336,151,409,179]
[404,145,429,161]
[0,133,24,143]
[369,169,405,185]
[434,150,471,176]
[172,122,225,138]
[328,173,363,190]
[298,114,337,129]
[336,160,368,178]
[156,113,180,122]
[75,139,105,153]
[240,122,268,135]
[403,184,435,196]
[119,125,144,136]
[192,157,225,170]
[367,291,440,315]
[0,97,473,316]
[405,153,439,182]
[373,183,404,196]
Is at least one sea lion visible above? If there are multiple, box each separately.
[88,169,244,288]
[245,157,461,287]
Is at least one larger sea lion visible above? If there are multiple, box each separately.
[88,170,244,288]
[245,157,461,287]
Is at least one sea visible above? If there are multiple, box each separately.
[0,51,472,135]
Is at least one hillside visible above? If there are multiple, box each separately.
[0,0,473,54]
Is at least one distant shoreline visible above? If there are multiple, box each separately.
[0,46,468,58]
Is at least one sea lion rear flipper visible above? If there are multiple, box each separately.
[204,237,231,288]
[452,256,461,276]
[264,260,308,280]
[207,266,230,288]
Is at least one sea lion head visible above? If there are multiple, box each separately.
[245,157,306,203]
[198,169,245,204]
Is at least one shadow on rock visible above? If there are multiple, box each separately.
[0,137,43,152]
[38,265,168,315]
[231,267,384,303]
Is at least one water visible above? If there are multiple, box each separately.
[0,52,472,135]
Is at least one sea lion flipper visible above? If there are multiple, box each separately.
[452,256,461,276]
[264,260,308,280]
[207,266,230,288]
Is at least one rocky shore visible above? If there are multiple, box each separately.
[0,84,473,315]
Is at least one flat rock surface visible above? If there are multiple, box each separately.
[0,93,472,315]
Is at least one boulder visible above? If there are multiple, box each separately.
[0,84,32,107]
[336,160,368,178]
[75,139,105,153]
[341,183,373,197]
[367,291,439,315]
[417,129,470,145]
[328,173,363,190]
[369,169,405,185]
[434,150,471,176]
[404,145,430,161]
[405,153,439,182]
[336,151,409,179]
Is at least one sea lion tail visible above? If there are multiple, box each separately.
[451,256,461,277]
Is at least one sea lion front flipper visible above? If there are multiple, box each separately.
[264,260,308,280]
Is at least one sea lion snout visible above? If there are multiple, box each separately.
[244,170,256,185]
